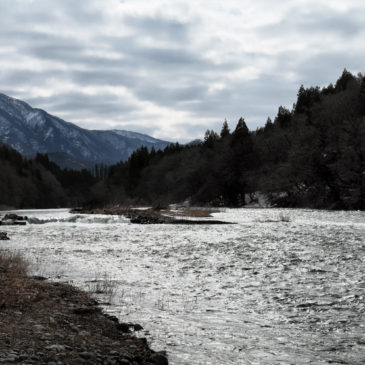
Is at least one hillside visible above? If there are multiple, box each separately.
[99,70,365,210]
[0,142,96,209]
[0,93,170,168]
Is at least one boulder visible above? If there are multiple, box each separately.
[0,232,9,240]
[3,214,28,221]
[149,352,169,365]
[1,214,28,226]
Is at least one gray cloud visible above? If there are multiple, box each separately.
[259,9,364,38]
[0,1,365,141]
[296,51,364,86]
[181,73,297,125]
[124,15,191,42]
[25,92,137,120]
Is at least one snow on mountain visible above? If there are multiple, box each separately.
[111,129,166,144]
[0,93,172,168]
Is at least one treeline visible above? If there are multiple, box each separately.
[1,70,364,210]
[0,144,97,209]
[98,69,365,210]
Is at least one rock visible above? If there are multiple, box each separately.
[105,314,119,322]
[149,352,169,365]
[109,351,119,356]
[2,356,18,363]
[18,354,28,361]
[118,360,131,365]
[0,232,9,240]
[1,214,28,226]
[78,330,90,337]
[3,214,27,221]
[116,323,130,333]
[30,275,47,281]
[33,324,46,331]
[45,344,66,352]
[132,355,143,362]
[79,351,93,359]
[132,323,143,331]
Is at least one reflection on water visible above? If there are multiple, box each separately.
[1,208,365,365]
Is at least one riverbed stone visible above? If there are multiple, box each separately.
[149,352,168,365]
[0,232,9,240]
[79,351,93,359]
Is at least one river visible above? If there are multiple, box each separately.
[1,208,365,364]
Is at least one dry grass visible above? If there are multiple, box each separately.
[0,250,27,277]
[86,272,117,303]
[0,250,31,310]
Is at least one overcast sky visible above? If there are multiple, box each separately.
[0,0,364,141]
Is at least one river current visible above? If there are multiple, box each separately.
[1,208,365,364]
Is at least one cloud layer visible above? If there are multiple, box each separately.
[1,0,364,141]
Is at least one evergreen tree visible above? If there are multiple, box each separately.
[220,119,230,138]
[204,130,219,148]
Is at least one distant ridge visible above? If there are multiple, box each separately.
[0,93,171,169]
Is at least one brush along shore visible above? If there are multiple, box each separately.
[0,250,168,365]
[71,206,232,225]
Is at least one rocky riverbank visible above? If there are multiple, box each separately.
[0,252,168,365]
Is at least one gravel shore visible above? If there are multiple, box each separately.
[0,252,168,365]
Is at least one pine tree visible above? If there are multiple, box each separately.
[220,119,230,138]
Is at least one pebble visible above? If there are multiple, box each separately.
[78,330,90,336]
[118,360,131,365]
[33,324,46,331]
[2,357,18,363]
[45,344,66,352]
[79,351,93,359]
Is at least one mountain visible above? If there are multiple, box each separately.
[0,93,171,168]
[186,139,203,147]
[46,152,93,170]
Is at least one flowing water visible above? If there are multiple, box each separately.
[1,208,365,364]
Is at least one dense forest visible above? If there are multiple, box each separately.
[1,70,364,210]
[96,70,365,210]
[0,143,97,209]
